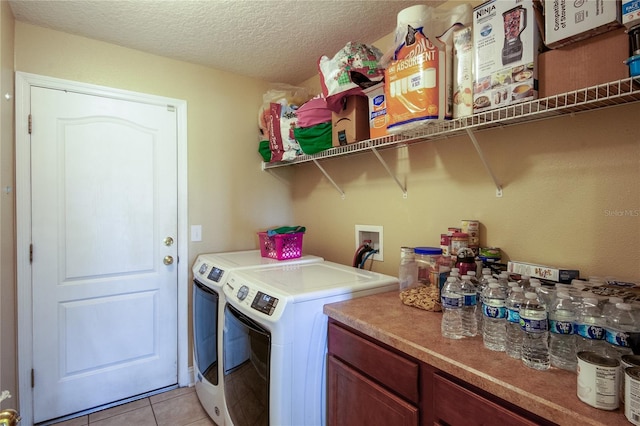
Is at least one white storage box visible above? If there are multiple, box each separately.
[544,0,622,48]
[623,0,640,29]
[473,0,541,113]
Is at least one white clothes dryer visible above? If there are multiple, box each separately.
[221,261,398,426]
[191,250,323,425]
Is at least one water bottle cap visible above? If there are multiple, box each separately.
[521,275,530,279]
[467,271,476,276]
[507,281,519,287]
[488,278,498,283]
[609,297,624,303]
[447,277,457,282]
[488,282,500,288]
[530,282,541,288]
[525,292,537,299]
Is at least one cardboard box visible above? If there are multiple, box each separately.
[363,83,388,140]
[453,26,474,118]
[332,96,370,146]
[544,0,622,48]
[538,28,629,97]
[507,260,579,283]
[473,0,541,113]
[623,0,640,29]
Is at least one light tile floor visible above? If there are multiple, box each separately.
[51,387,215,426]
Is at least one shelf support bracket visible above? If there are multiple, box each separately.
[312,159,345,199]
[370,147,408,198]
[465,128,503,197]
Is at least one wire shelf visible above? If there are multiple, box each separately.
[262,78,640,170]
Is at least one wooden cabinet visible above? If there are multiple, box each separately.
[327,319,555,426]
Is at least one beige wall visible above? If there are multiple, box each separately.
[295,33,640,282]
[0,0,16,410]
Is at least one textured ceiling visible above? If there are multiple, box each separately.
[8,0,447,85]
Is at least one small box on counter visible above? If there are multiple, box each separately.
[363,82,388,140]
[538,27,629,97]
[332,95,370,146]
[507,260,579,283]
[473,0,541,114]
[544,0,622,49]
[623,0,640,29]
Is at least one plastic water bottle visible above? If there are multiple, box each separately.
[506,286,525,359]
[497,272,509,287]
[574,297,608,356]
[482,283,507,351]
[519,275,531,290]
[475,271,491,329]
[398,247,418,291]
[605,302,636,359]
[460,275,478,337]
[520,291,550,370]
[602,297,625,318]
[441,276,464,339]
[548,291,577,371]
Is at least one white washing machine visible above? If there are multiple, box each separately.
[221,261,399,426]
[192,250,323,425]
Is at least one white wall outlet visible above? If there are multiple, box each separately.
[191,225,202,242]
[354,225,383,262]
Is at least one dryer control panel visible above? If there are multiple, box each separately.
[251,291,279,316]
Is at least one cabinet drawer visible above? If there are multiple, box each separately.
[328,322,419,403]
[328,355,419,426]
[432,373,547,426]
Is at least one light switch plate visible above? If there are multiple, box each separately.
[191,225,202,242]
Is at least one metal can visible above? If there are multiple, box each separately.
[626,367,640,425]
[622,355,640,403]
[460,219,479,237]
[577,351,620,410]
[450,232,469,256]
[440,234,451,256]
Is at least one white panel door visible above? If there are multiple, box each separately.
[30,86,178,423]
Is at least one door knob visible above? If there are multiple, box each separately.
[163,236,174,246]
[163,255,174,265]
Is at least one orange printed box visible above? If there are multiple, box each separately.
[364,82,388,139]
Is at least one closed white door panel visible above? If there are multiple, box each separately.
[31,87,178,422]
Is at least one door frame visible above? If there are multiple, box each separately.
[15,72,189,426]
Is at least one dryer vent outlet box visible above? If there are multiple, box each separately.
[354,225,383,262]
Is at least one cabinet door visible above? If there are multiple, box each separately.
[432,373,551,426]
[328,355,419,426]
[328,321,419,403]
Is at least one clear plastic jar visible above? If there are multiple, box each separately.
[399,247,418,291]
[414,247,443,286]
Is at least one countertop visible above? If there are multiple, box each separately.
[323,291,630,426]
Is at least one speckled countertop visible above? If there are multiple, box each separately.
[323,291,630,426]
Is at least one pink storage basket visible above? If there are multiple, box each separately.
[258,232,304,260]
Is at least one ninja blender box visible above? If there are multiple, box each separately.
[473,0,542,113]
